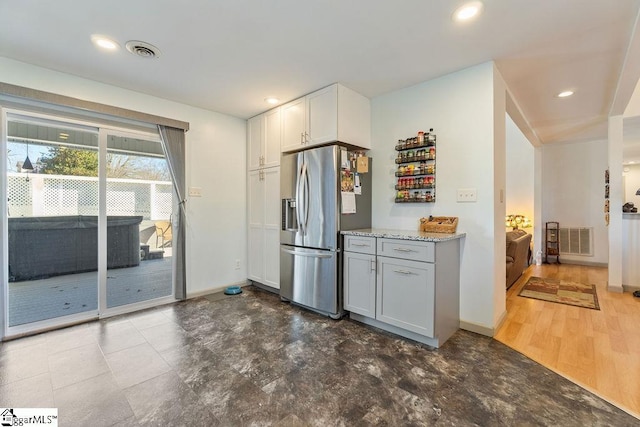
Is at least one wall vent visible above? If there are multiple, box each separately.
[558,227,593,256]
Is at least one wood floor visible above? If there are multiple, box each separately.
[495,263,640,420]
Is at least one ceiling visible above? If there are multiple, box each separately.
[1,0,640,146]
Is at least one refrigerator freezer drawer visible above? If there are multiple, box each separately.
[280,245,339,316]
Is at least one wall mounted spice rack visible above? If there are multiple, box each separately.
[394,129,436,203]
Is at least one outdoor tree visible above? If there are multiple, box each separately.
[38,146,170,180]
[39,146,98,177]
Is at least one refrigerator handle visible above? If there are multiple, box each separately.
[295,163,304,235]
[280,247,333,258]
[302,162,309,234]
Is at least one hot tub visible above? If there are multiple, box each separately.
[8,215,143,281]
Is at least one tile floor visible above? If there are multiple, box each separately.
[0,286,637,426]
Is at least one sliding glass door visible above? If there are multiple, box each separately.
[105,130,174,309]
[6,115,100,330]
[3,111,175,336]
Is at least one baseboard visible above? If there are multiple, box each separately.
[493,310,508,334]
[554,259,608,268]
[249,280,280,294]
[622,284,640,293]
[187,280,248,299]
[607,284,624,293]
[459,320,495,337]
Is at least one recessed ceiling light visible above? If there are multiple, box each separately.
[91,35,119,51]
[59,133,69,140]
[453,1,484,22]
[265,97,280,105]
[557,90,574,98]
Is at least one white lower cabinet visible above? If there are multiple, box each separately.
[248,167,280,290]
[343,234,460,348]
[377,256,435,337]
[344,251,376,318]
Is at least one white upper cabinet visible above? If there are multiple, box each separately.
[306,85,338,145]
[248,107,281,170]
[281,83,371,153]
[263,108,281,168]
[281,97,306,153]
[247,115,263,170]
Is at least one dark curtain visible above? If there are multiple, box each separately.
[158,125,186,300]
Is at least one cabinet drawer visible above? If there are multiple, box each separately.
[344,235,376,255]
[377,238,434,262]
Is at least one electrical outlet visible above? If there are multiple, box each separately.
[235,259,240,269]
[457,188,477,202]
[188,187,202,197]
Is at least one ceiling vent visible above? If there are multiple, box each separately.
[125,41,161,58]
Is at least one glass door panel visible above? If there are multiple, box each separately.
[6,116,99,327]
[105,131,173,308]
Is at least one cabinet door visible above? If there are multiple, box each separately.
[377,256,435,337]
[281,97,306,153]
[306,85,337,147]
[247,170,264,282]
[247,115,263,170]
[263,108,281,168]
[344,251,376,318]
[263,167,280,289]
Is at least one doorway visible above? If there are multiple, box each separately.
[3,111,176,337]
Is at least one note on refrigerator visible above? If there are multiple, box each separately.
[341,191,356,214]
[341,150,350,169]
[354,174,362,195]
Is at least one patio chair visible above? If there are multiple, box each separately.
[155,220,172,248]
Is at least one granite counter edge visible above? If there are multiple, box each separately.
[341,229,466,242]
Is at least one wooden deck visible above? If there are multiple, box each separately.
[8,255,172,327]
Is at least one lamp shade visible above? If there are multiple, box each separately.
[22,155,34,171]
[505,214,531,229]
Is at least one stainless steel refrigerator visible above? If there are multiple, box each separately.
[280,145,371,318]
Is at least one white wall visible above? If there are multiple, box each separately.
[541,139,609,264]
[505,114,535,222]
[0,57,248,296]
[623,164,640,203]
[505,113,536,254]
[370,62,504,331]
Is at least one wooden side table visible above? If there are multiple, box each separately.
[545,221,560,264]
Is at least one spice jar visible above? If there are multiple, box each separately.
[427,128,436,143]
[417,131,424,143]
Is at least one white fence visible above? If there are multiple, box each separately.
[7,172,173,220]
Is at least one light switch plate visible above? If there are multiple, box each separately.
[188,187,202,197]
[457,188,477,202]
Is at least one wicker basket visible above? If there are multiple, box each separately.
[420,216,458,233]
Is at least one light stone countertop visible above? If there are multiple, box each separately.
[341,228,465,242]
